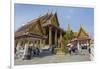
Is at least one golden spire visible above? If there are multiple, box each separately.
[78,24,88,37]
[80,24,83,29]
[67,24,71,31]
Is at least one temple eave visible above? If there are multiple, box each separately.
[15,34,47,40]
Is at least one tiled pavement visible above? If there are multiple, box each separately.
[14,49,91,65]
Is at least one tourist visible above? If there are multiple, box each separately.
[27,46,32,60]
[89,47,91,54]
[36,47,40,55]
[68,46,71,55]
[30,46,33,57]
[33,47,36,55]
[51,47,55,54]
[72,46,75,53]
[32,47,35,56]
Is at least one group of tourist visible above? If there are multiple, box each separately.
[67,43,78,55]
[15,42,92,60]
[67,43,91,55]
[15,45,41,60]
[24,46,40,60]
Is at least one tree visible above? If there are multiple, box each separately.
[63,29,74,45]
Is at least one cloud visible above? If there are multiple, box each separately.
[66,15,71,19]
[66,8,74,19]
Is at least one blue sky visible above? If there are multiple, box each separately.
[15,4,94,38]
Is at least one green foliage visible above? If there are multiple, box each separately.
[63,29,74,45]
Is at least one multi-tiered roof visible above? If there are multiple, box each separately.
[15,12,62,40]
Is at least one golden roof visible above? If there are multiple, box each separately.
[74,25,90,40]
[15,12,60,38]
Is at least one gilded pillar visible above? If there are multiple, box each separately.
[22,41,29,59]
[40,39,42,48]
[49,27,52,47]
[16,41,21,52]
[60,31,62,48]
[43,40,45,47]
[60,31,62,40]
[36,40,39,48]
[55,29,57,46]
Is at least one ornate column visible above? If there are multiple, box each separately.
[60,31,62,43]
[32,40,35,47]
[77,40,80,51]
[16,41,21,52]
[22,41,29,59]
[43,40,45,47]
[49,27,52,47]
[60,31,63,48]
[36,40,39,48]
[40,39,42,48]
[16,41,21,58]
[87,40,90,47]
[55,29,57,46]
[56,30,65,55]
[34,41,37,48]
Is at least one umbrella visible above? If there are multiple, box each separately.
[67,43,71,47]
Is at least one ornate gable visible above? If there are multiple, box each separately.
[15,12,60,37]
[28,20,44,35]
[77,25,89,39]
[50,12,59,27]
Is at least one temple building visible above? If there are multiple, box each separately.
[70,25,91,49]
[15,12,65,58]
[15,12,92,59]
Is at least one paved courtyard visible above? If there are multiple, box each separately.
[14,49,91,65]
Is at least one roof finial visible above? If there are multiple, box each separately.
[47,9,49,13]
[67,24,71,31]
[49,10,52,16]
[80,24,83,28]
[51,9,53,13]
[55,11,57,15]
